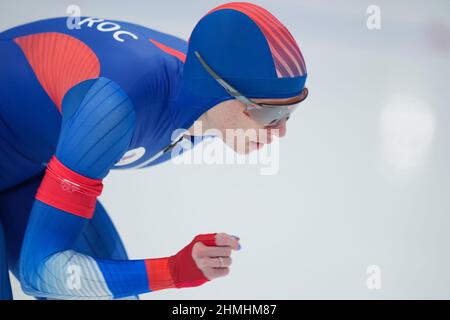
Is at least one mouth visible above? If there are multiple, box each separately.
[255,137,273,145]
[249,141,265,150]
[248,134,276,151]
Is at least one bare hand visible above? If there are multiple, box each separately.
[191,232,240,280]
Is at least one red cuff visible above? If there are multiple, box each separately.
[145,257,176,291]
[35,155,103,218]
[145,233,217,291]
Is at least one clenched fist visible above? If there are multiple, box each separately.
[145,232,241,290]
[192,232,240,281]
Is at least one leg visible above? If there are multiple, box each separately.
[74,201,129,261]
[0,220,12,300]
[0,172,137,299]
[0,173,44,278]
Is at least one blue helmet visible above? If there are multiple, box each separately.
[171,2,307,129]
[184,2,307,99]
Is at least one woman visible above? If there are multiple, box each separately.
[0,2,307,299]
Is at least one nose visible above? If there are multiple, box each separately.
[267,119,287,138]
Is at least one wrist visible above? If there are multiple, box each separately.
[144,256,176,291]
[144,234,217,291]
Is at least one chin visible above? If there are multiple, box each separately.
[233,147,249,155]
[233,142,261,155]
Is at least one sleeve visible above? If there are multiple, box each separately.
[18,77,150,299]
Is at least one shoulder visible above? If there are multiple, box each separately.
[56,77,136,178]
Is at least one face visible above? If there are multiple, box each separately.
[202,93,303,154]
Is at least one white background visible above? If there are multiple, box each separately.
[1,0,450,299]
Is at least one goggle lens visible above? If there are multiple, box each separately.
[245,88,308,126]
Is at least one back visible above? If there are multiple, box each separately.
[0,17,188,190]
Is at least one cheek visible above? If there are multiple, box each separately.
[233,113,270,144]
[235,109,268,132]
[210,101,266,146]
[235,111,256,129]
[219,107,255,132]
[210,102,241,129]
